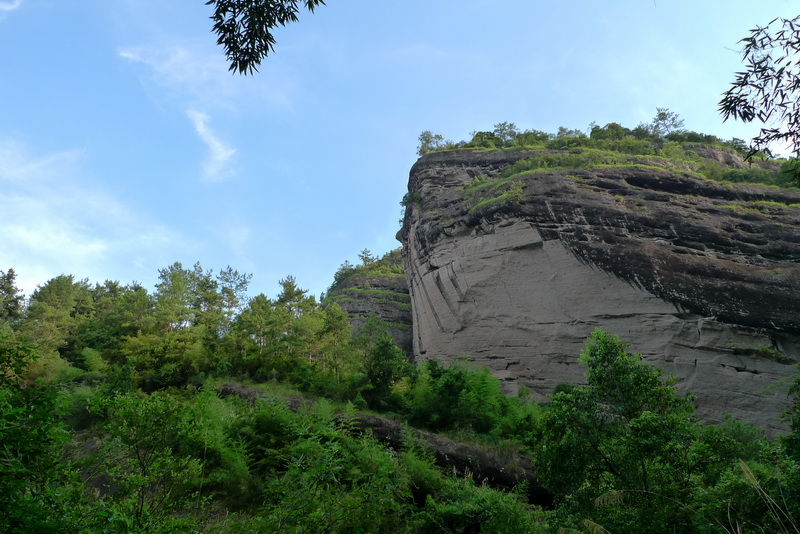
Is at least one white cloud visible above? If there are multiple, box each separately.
[119,45,232,105]
[118,43,298,182]
[186,109,237,182]
[0,138,190,295]
[0,0,21,12]
[0,0,21,21]
[118,43,295,111]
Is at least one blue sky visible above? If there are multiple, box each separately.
[1,0,797,300]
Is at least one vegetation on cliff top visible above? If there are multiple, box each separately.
[323,250,412,336]
[324,248,405,298]
[418,110,799,189]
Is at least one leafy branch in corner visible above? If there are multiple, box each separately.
[206,0,326,75]
[720,15,800,183]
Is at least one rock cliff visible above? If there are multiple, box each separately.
[397,148,800,434]
[324,250,413,355]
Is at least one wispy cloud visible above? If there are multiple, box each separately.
[118,45,233,106]
[0,0,21,12]
[0,0,21,20]
[118,43,295,111]
[186,109,237,182]
[118,43,292,182]
[0,138,190,295]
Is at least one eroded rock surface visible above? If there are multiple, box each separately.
[324,252,413,355]
[398,149,800,434]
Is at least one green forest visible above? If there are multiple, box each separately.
[1,247,799,533]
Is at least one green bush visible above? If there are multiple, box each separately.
[325,248,405,296]
[60,384,103,430]
[693,457,800,533]
[414,478,542,534]
[406,359,541,437]
[176,390,258,509]
[363,333,415,410]
[722,166,778,185]
[92,392,205,531]
[258,403,414,533]
[0,327,76,533]
[593,136,658,155]
[785,372,800,461]
[497,149,629,179]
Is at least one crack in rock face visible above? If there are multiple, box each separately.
[397,149,800,435]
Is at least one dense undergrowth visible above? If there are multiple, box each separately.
[1,255,799,532]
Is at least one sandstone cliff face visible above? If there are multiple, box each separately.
[397,149,800,434]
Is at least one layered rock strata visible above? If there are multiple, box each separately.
[397,149,800,434]
[324,260,413,356]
